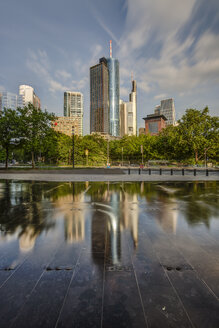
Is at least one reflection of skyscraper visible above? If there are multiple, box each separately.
[90,41,120,136]
[91,184,139,265]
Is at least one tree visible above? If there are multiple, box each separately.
[0,108,20,169]
[18,104,56,168]
[177,107,219,163]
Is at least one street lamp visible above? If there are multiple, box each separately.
[72,126,75,169]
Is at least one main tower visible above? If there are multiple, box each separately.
[107,40,120,136]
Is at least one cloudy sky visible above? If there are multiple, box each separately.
[1,0,219,134]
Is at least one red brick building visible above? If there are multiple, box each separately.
[143,114,167,135]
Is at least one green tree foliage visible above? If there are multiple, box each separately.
[17,104,56,168]
[0,108,20,169]
[0,105,218,167]
[177,107,219,163]
[75,134,107,166]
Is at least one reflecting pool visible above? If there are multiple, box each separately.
[0,181,219,328]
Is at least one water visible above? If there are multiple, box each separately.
[0,180,219,328]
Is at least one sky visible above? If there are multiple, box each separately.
[0,0,219,135]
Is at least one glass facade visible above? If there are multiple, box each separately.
[0,92,18,111]
[107,58,120,137]
[160,98,176,126]
[64,92,83,136]
[90,59,109,134]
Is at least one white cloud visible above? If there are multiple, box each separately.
[117,0,219,98]
[92,8,120,46]
[154,93,167,100]
[55,70,72,80]
[26,49,89,94]
[120,86,129,98]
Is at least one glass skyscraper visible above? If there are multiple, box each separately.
[90,50,120,137]
[107,58,120,136]
[64,91,83,136]
[90,58,109,134]
[0,92,18,111]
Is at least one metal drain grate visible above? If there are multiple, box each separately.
[0,267,15,271]
[162,264,193,272]
[106,265,132,272]
[45,266,74,271]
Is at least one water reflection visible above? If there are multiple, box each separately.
[0,181,218,258]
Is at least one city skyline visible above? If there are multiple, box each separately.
[0,0,219,135]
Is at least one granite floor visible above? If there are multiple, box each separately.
[0,180,219,327]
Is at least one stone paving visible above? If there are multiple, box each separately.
[0,180,219,327]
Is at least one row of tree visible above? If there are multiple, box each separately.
[0,105,218,168]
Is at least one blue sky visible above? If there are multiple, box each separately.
[0,0,219,134]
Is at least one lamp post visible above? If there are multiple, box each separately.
[122,147,123,167]
[107,136,109,167]
[141,144,143,166]
[72,126,75,169]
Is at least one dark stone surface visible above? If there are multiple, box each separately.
[0,180,219,328]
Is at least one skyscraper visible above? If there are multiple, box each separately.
[107,41,120,136]
[64,91,83,136]
[90,58,109,134]
[90,41,120,136]
[154,98,176,126]
[120,79,137,137]
[0,92,18,111]
[19,85,41,109]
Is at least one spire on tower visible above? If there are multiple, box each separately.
[110,40,112,58]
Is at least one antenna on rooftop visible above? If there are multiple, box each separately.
[110,40,112,58]
[131,72,133,82]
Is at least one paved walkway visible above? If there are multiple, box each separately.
[0,172,218,182]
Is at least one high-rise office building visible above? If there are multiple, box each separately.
[64,91,83,136]
[120,79,137,137]
[90,58,109,134]
[53,116,81,137]
[154,98,176,126]
[90,41,120,136]
[19,85,41,109]
[107,41,120,136]
[0,92,18,111]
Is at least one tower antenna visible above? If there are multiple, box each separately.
[110,40,112,58]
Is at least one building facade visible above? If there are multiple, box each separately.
[143,114,167,135]
[120,80,137,137]
[19,85,41,109]
[53,116,81,137]
[107,57,120,136]
[64,91,83,136]
[0,92,18,111]
[154,98,175,126]
[90,42,120,137]
[90,58,109,134]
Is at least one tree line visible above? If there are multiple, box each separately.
[0,104,218,169]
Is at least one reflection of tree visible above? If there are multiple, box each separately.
[154,182,219,228]
[0,181,55,251]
